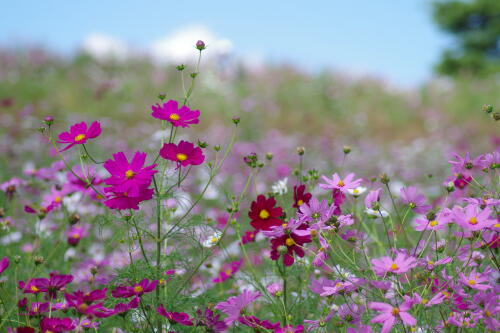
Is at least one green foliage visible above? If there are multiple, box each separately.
[432,0,500,76]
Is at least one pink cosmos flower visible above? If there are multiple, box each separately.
[319,173,362,194]
[103,151,157,197]
[365,188,382,209]
[157,304,193,326]
[0,257,9,275]
[372,252,417,276]
[67,225,89,246]
[454,204,496,231]
[151,100,200,127]
[159,140,205,168]
[65,289,108,317]
[213,259,243,283]
[400,186,431,214]
[57,121,101,152]
[414,209,451,232]
[297,197,330,223]
[459,269,492,290]
[448,152,485,175]
[369,301,416,333]
[111,278,158,298]
[215,289,261,325]
[103,187,154,210]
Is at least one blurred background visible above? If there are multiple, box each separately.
[0,0,499,181]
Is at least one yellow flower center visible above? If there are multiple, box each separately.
[259,209,270,219]
[159,279,166,285]
[55,196,62,203]
[75,134,86,142]
[176,153,188,161]
[442,291,450,298]
[210,237,219,244]
[30,285,39,292]
[469,217,478,225]
[78,303,88,311]
[224,269,232,275]
[335,282,343,288]
[297,199,304,206]
[494,223,500,228]
[429,220,438,227]
[421,299,428,304]
[282,223,288,228]
[427,261,434,266]
[45,330,54,333]
[169,113,180,121]
[310,229,317,237]
[391,307,400,316]
[125,170,135,179]
[485,310,491,317]
[134,285,144,293]
[390,263,398,271]
[337,180,345,187]
[285,238,295,247]
[353,189,359,194]
[72,233,80,239]
[468,279,476,286]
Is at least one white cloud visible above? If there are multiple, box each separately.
[82,33,130,60]
[150,25,233,63]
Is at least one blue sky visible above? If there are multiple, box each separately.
[1,0,450,86]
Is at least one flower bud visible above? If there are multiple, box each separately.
[296,146,305,156]
[190,72,198,79]
[158,93,167,100]
[482,104,493,113]
[43,116,54,126]
[232,116,241,125]
[265,152,273,161]
[446,181,455,193]
[14,255,21,264]
[277,245,288,254]
[493,112,500,121]
[68,213,80,225]
[176,64,186,71]
[213,145,221,152]
[34,256,45,265]
[197,140,208,148]
[343,145,351,154]
[37,127,46,133]
[379,173,390,184]
[195,40,206,51]
[90,266,98,275]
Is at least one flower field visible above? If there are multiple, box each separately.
[0,43,499,333]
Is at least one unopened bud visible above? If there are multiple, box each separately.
[90,266,98,275]
[43,116,54,126]
[195,40,206,51]
[380,173,390,184]
[493,112,500,121]
[265,152,273,161]
[37,127,45,133]
[14,255,21,264]
[34,256,45,265]
[158,93,167,100]
[197,140,208,148]
[214,145,221,152]
[176,64,186,71]
[446,181,455,193]
[482,104,493,114]
[343,145,351,154]
[296,146,305,156]
[68,213,80,225]
[277,245,288,254]
[190,72,198,79]
[232,116,240,125]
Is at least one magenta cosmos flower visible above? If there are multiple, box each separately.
[372,252,417,276]
[215,290,261,325]
[0,257,9,275]
[319,172,362,194]
[157,305,194,326]
[151,99,200,127]
[103,151,157,197]
[112,278,158,298]
[369,301,416,333]
[57,121,101,152]
[40,317,76,333]
[213,259,243,283]
[23,272,73,299]
[103,188,154,210]
[159,140,205,168]
[459,269,492,291]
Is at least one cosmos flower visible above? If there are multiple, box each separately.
[67,225,89,246]
[103,187,154,210]
[203,230,223,248]
[57,121,101,152]
[459,269,492,291]
[151,99,200,128]
[159,140,205,168]
[248,195,283,231]
[215,289,261,325]
[196,308,228,332]
[400,186,431,214]
[264,218,311,266]
[103,151,157,197]
[297,197,330,224]
[213,259,243,283]
[414,209,451,231]
[271,177,288,195]
[365,188,382,209]
[319,173,362,194]
[112,297,140,315]
[454,204,496,231]
[39,317,76,333]
[275,324,305,333]
[239,316,279,330]
[23,273,73,299]
[112,279,158,298]
[369,301,416,333]
[371,252,417,276]
[157,305,194,326]
[347,186,367,196]
[293,184,312,209]
[0,257,9,275]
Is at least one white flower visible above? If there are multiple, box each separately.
[365,208,389,218]
[202,231,223,248]
[347,186,367,196]
[271,177,288,196]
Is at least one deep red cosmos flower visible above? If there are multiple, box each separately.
[248,195,283,231]
[159,140,205,168]
[57,121,101,152]
[268,221,312,266]
[111,279,158,298]
[293,184,312,209]
[151,100,200,128]
[157,304,194,326]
